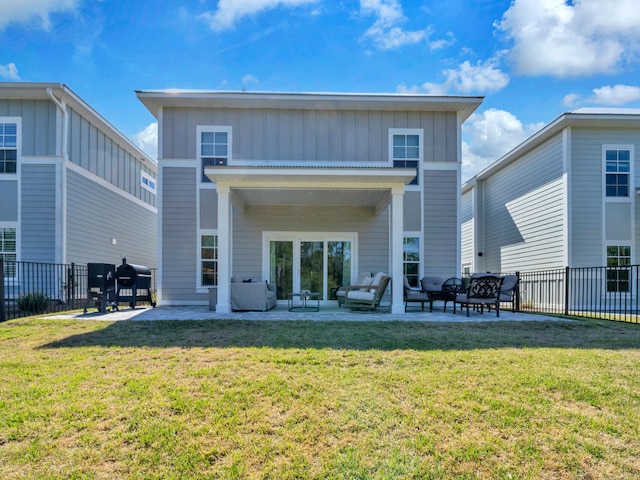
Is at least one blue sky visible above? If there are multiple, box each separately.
[1,0,639,181]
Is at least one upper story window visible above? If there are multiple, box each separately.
[140,171,156,194]
[605,148,631,197]
[0,121,18,174]
[198,126,232,183]
[390,129,423,186]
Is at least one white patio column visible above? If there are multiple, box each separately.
[391,186,405,314]
[216,184,231,313]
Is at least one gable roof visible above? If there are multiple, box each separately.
[463,108,640,193]
[0,82,157,172]
[136,90,483,122]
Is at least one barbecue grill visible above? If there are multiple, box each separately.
[115,257,156,309]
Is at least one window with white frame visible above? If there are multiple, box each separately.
[403,236,420,288]
[1,227,17,277]
[390,129,422,186]
[200,233,218,287]
[198,127,231,183]
[140,171,156,193]
[606,245,631,293]
[0,122,18,174]
[605,148,631,197]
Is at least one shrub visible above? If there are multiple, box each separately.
[18,292,51,314]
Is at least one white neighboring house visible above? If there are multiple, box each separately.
[0,83,158,293]
[136,90,483,314]
[461,108,640,293]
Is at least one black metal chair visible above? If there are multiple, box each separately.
[455,275,504,317]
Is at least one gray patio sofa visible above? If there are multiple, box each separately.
[230,276,277,311]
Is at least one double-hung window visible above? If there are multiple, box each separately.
[605,149,630,197]
[1,227,17,278]
[390,129,422,186]
[606,245,631,293]
[198,126,232,183]
[403,236,420,288]
[199,233,218,287]
[0,121,18,174]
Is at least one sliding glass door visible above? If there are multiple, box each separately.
[266,234,355,301]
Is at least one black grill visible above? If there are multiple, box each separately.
[84,263,117,313]
[115,258,156,309]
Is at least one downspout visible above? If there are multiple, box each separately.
[47,88,68,265]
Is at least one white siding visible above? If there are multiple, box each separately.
[482,133,565,272]
[66,169,157,267]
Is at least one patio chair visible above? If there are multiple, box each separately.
[344,272,390,311]
[404,275,431,311]
[455,274,504,317]
[498,274,519,311]
[336,272,371,308]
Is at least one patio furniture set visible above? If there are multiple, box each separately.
[228,271,518,316]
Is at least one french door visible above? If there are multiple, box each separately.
[265,233,356,301]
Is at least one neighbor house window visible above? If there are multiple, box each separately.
[403,236,420,288]
[200,234,218,286]
[198,127,232,183]
[1,227,17,277]
[605,149,631,197]
[0,122,18,174]
[606,245,631,292]
[390,129,422,186]
[140,171,156,194]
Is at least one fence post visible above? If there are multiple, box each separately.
[515,271,521,311]
[70,263,76,309]
[564,266,570,316]
[0,258,5,323]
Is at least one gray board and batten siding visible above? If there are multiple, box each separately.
[0,99,57,156]
[161,107,460,164]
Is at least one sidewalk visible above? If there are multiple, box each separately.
[47,303,570,323]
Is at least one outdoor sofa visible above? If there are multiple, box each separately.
[230,276,277,311]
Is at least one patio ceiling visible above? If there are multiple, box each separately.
[205,165,416,213]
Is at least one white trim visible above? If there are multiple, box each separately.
[0,116,21,179]
[197,125,232,183]
[601,144,635,266]
[262,231,359,301]
[160,159,197,168]
[196,229,218,289]
[140,170,157,194]
[65,161,157,214]
[389,128,423,192]
[562,127,572,267]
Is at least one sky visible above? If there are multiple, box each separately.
[1,0,640,182]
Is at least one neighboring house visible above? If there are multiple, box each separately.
[137,90,482,313]
[461,108,640,287]
[0,83,158,291]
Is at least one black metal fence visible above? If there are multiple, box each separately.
[1,259,156,322]
[515,266,640,324]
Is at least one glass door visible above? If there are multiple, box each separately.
[267,235,355,301]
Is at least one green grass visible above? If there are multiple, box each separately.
[1,317,640,479]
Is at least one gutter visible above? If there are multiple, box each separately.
[46,87,68,265]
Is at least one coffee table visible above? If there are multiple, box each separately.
[288,292,320,312]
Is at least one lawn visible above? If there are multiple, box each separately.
[1,317,639,479]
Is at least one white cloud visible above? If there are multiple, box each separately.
[199,0,319,32]
[0,63,20,80]
[397,58,509,95]
[242,74,259,87]
[360,0,441,50]
[563,84,640,107]
[496,0,640,77]
[461,109,544,181]
[589,84,640,105]
[0,0,78,30]
[133,122,158,161]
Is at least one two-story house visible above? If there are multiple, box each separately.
[137,90,482,314]
[462,108,640,287]
[0,83,158,280]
